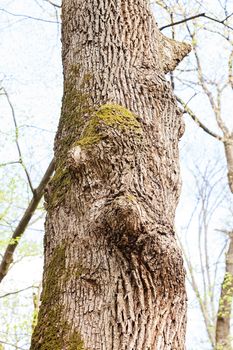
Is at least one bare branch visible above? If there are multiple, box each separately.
[0,7,59,24]
[212,239,229,304]
[187,27,219,111]
[0,158,55,284]
[160,12,233,31]
[0,340,26,350]
[224,12,233,22]
[177,235,215,346]
[186,25,231,137]
[43,0,61,8]
[1,88,35,194]
[0,285,37,299]
[176,96,224,141]
[0,161,21,167]
[160,13,206,31]
[204,13,233,31]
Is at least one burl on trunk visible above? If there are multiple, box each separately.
[30,0,191,349]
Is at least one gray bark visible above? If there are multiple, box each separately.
[30,1,190,349]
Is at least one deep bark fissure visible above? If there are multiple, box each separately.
[31,1,191,349]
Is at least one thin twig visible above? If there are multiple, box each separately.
[160,12,233,31]
[0,340,26,350]
[212,239,228,305]
[186,25,231,137]
[160,13,206,30]
[204,14,233,31]
[176,96,224,141]
[223,12,233,22]
[0,8,59,24]
[43,0,61,8]
[0,161,21,167]
[177,234,215,346]
[0,158,55,284]
[1,88,35,194]
[0,285,37,299]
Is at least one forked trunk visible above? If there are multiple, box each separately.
[30,1,190,349]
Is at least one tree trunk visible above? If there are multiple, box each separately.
[215,232,233,350]
[224,139,233,193]
[30,1,190,349]
[215,139,233,349]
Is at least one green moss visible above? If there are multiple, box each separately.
[77,103,142,147]
[57,69,93,158]
[77,135,102,146]
[49,104,142,209]
[31,245,65,349]
[48,166,72,210]
[31,245,86,350]
[32,312,86,350]
[47,65,95,210]
[217,272,233,318]
[59,65,93,137]
[126,194,136,202]
[75,263,85,279]
[68,331,86,350]
[96,104,141,128]
[50,101,142,209]
[43,245,66,301]
[222,272,233,290]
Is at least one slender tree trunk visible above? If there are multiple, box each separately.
[215,232,233,350]
[224,139,233,193]
[30,1,190,349]
[215,139,233,350]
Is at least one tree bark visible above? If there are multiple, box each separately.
[215,139,233,349]
[215,232,233,350]
[224,139,233,193]
[30,1,191,349]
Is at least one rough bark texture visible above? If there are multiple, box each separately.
[30,1,191,349]
[215,232,233,350]
[224,139,233,193]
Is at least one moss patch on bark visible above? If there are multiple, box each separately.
[48,103,142,209]
[30,245,86,350]
[77,103,142,146]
